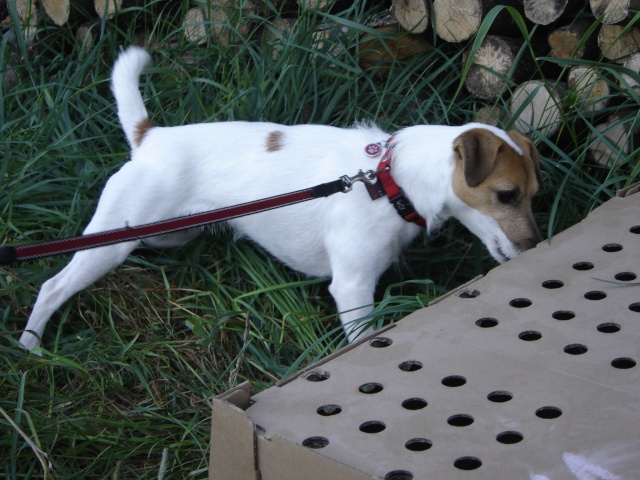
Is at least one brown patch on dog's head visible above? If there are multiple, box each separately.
[134,117,154,147]
[452,128,542,252]
[266,131,284,152]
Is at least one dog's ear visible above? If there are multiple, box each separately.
[453,129,502,187]
[507,130,542,186]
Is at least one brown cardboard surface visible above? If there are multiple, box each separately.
[210,384,378,479]
[210,383,257,480]
[210,190,640,479]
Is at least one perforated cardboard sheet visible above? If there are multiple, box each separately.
[209,189,640,480]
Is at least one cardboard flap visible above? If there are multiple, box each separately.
[210,393,258,480]
[217,381,252,410]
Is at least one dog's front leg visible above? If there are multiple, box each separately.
[328,266,378,343]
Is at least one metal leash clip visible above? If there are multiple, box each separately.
[340,169,378,193]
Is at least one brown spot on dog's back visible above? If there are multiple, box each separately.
[266,131,284,152]
[134,117,154,147]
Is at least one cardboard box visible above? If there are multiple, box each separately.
[210,186,640,480]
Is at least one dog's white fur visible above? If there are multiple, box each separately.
[18,47,541,351]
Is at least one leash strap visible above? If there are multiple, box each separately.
[0,179,345,265]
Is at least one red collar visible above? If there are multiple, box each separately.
[364,139,427,228]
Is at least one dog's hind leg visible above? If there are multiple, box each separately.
[19,240,139,352]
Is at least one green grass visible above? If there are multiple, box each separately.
[1,1,638,478]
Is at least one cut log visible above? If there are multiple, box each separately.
[196,0,256,48]
[94,0,122,19]
[296,0,333,10]
[432,0,524,42]
[42,0,70,25]
[621,51,640,92]
[548,20,599,59]
[510,80,566,136]
[433,0,482,43]
[463,35,532,99]
[475,105,511,126]
[183,7,208,45]
[15,0,38,41]
[588,109,639,166]
[590,0,640,25]
[263,17,295,61]
[43,0,96,26]
[567,66,610,113]
[392,0,429,34]
[359,24,432,75]
[311,21,354,60]
[523,0,568,25]
[76,22,95,52]
[598,24,640,62]
[2,30,19,89]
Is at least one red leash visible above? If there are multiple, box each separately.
[0,142,426,265]
[0,179,345,265]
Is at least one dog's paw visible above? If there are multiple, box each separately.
[345,324,375,344]
[18,332,43,355]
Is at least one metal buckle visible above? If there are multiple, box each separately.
[340,169,378,193]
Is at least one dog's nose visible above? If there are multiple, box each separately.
[520,228,543,251]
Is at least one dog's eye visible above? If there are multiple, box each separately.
[497,189,519,205]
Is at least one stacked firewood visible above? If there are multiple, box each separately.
[4,0,639,165]
[389,0,639,167]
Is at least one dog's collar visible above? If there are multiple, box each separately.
[364,139,427,228]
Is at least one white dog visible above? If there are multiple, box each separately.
[18,46,542,351]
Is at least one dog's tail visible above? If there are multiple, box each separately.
[111,46,153,149]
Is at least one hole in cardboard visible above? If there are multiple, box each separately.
[447,414,474,427]
[359,421,386,433]
[476,317,498,328]
[369,337,393,348]
[405,438,432,452]
[584,291,607,300]
[615,272,637,282]
[399,360,423,372]
[602,243,623,252]
[629,303,640,313]
[402,398,428,410]
[536,406,563,419]
[441,375,467,387]
[630,225,640,234]
[359,382,383,394]
[611,357,636,369]
[316,404,342,416]
[564,344,588,355]
[553,310,575,321]
[302,436,329,449]
[573,262,594,271]
[454,457,482,470]
[542,280,564,289]
[496,431,524,444]
[304,370,330,382]
[597,323,621,333]
[457,289,480,298]
[385,470,414,480]
[488,391,513,403]
[510,298,532,308]
[519,330,542,341]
